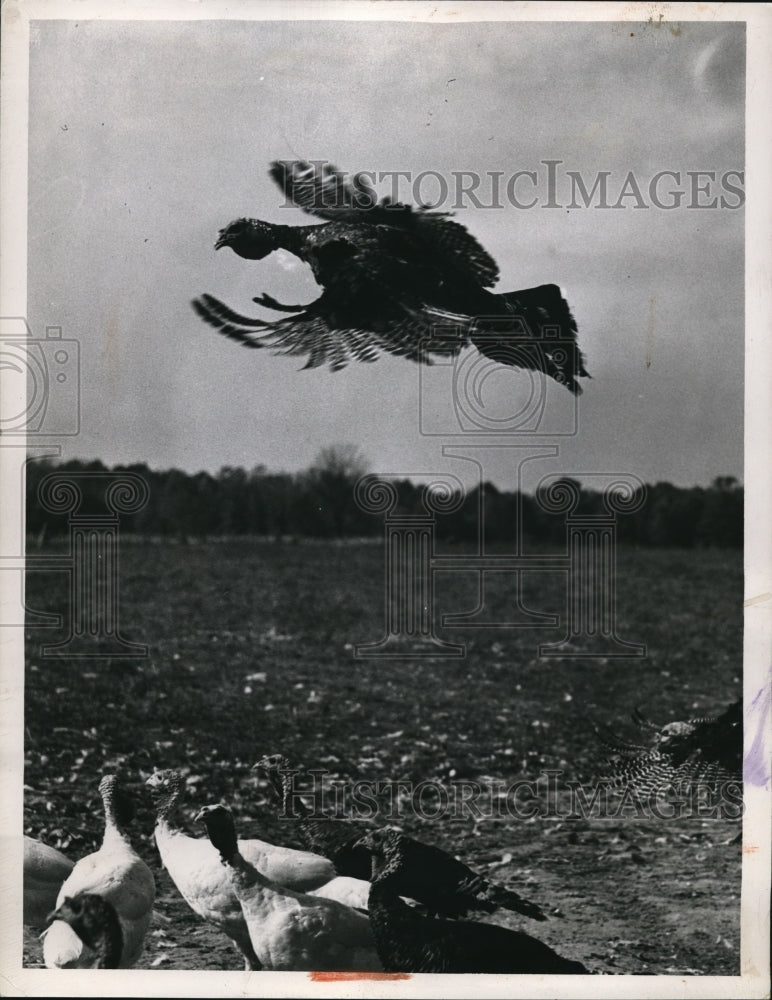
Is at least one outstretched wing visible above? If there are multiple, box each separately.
[269,159,500,289]
[191,292,466,372]
[595,725,682,794]
[413,213,500,289]
[192,294,378,371]
[269,160,381,222]
[595,700,743,796]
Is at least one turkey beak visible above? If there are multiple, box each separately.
[214,233,230,251]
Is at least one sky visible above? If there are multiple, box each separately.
[22,11,746,493]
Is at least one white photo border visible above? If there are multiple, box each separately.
[1,2,769,997]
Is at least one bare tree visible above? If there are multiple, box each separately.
[307,444,370,537]
[310,444,370,481]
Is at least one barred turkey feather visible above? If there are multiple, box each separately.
[595,699,743,797]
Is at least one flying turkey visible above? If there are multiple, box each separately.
[192,160,590,394]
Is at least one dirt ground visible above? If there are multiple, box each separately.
[21,540,743,976]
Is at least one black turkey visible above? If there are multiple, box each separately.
[192,159,589,393]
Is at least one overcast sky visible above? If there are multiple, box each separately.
[25,13,745,492]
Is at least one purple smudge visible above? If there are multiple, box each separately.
[745,684,771,788]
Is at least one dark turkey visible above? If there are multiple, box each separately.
[355,830,589,974]
[255,753,547,921]
[192,160,590,393]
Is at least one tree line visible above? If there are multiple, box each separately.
[25,452,742,549]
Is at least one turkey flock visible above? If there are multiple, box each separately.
[27,764,592,974]
[25,690,744,975]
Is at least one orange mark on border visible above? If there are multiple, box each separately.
[743,844,758,854]
[309,972,412,981]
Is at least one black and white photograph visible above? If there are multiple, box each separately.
[0,1,770,996]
